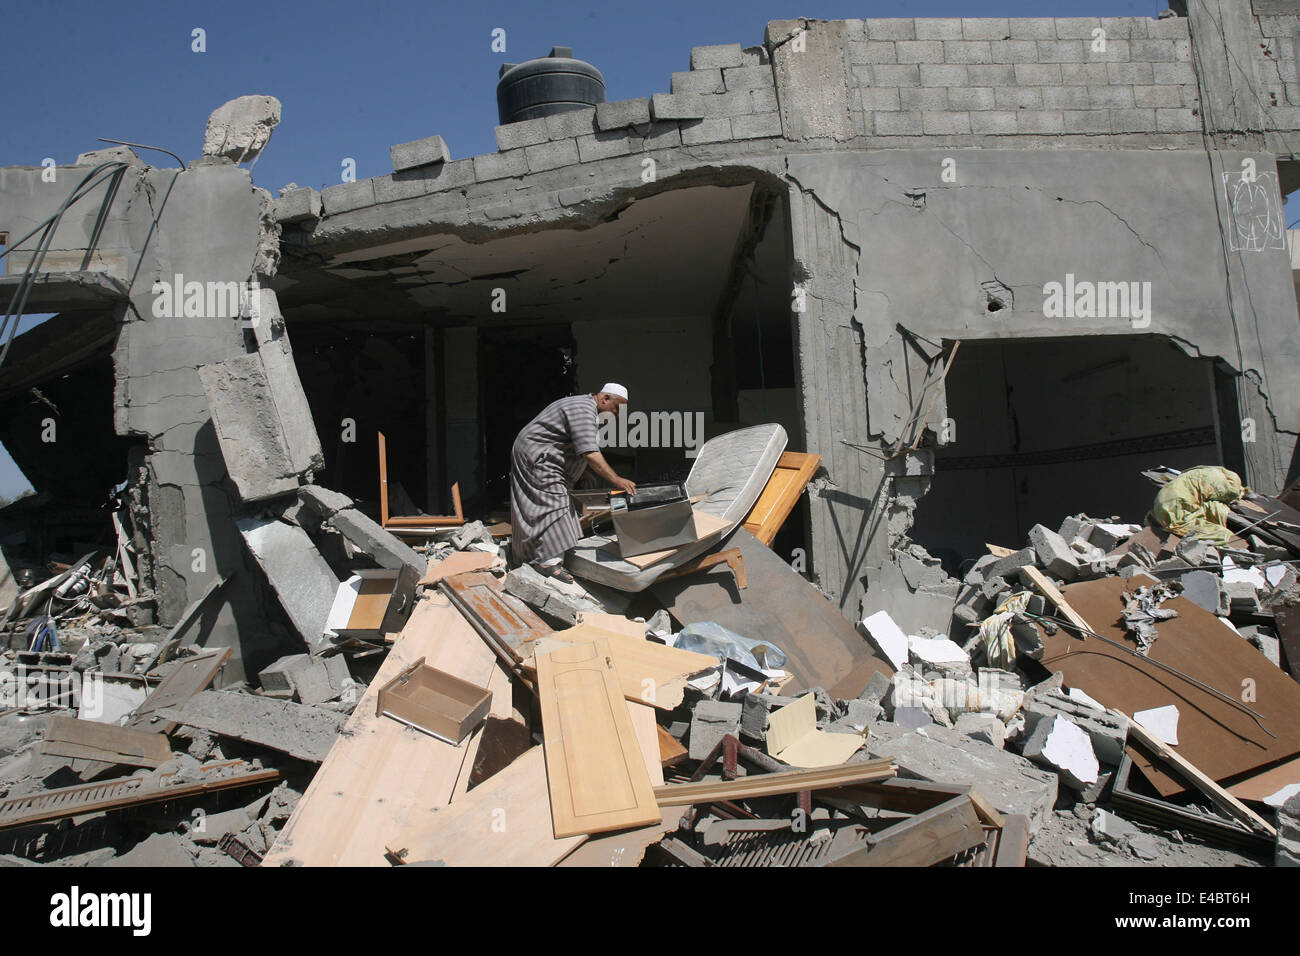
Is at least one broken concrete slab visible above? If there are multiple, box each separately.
[296,485,424,575]
[1278,791,1300,867]
[907,635,971,679]
[236,516,338,648]
[864,721,1058,832]
[258,653,350,706]
[860,610,908,671]
[954,712,1006,749]
[390,135,451,172]
[1023,714,1099,790]
[1022,691,1129,765]
[157,690,344,763]
[1179,570,1222,613]
[1029,524,1080,580]
[107,831,197,867]
[503,563,609,625]
[199,348,324,502]
[272,186,322,223]
[203,94,282,162]
[689,699,742,760]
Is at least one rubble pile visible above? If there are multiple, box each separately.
[0,462,1296,868]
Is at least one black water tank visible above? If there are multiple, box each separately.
[497,46,605,125]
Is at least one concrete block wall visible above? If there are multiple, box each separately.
[845,17,1201,141]
[1254,10,1300,131]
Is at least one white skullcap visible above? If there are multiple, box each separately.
[600,383,629,401]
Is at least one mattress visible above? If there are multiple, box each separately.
[566,423,788,592]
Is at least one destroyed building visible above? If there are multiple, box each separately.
[0,6,1299,869]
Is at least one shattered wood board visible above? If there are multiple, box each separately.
[1227,755,1300,803]
[827,795,985,867]
[625,510,732,569]
[387,747,584,867]
[629,701,666,787]
[441,571,550,659]
[261,594,498,867]
[157,691,345,763]
[419,551,500,587]
[575,611,644,639]
[536,639,662,838]
[1041,576,1300,797]
[529,624,718,710]
[742,451,821,547]
[651,528,893,698]
[125,647,231,734]
[451,662,517,800]
[39,717,172,769]
[555,806,677,867]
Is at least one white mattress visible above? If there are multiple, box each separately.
[566,423,788,592]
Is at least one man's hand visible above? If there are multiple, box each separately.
[613,476,637,496]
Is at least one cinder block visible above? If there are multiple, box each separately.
[962,18,1009,40]
[1064,109,1111,133]
[989,39,1039,63]
[689,699,742,760]
[1023,714,1099,790]
[875,110,923,135]
[1029,524,1080,580]
[1022,692,1128,765]
[1041,87,1090,110]
[896,40,945,63]
[575,130,635,163]
[871,63,922,87]
[1110,108,1155,132]
[389,135,450,172]
[920,63,970,86]
[915,18,963,41]
[690,43,744,70]
[1036,39,1086,62]
[1108,61,1155,85]
[901,87,949,111]
[522,139,579,173]
[679,117,732,145]
[494,117,549,151]
[1015,63,1062,86]
[650,91,708,120]
[1054,17,1101,40]
[1152,62,1196,85]
[671,69,724,94]
[865,18,916,41]
[730,112,782,139]
[922,111,971,134]
[1008,18,1056,40]
[1090,38,1131,62]
[1061,62,1109,85]
[639,121,682,151]
[1133,85,1181,108]
[272,187,322,223]
[1131,38,1177,62]
[969,64,1016,85]
[723,64,775,89]
[971,109,1018,134]
[859,87,902,111]
[321,179,375,215]
[595,97,650,132]
[473,148,529,181]
[943,40,993,64]
[988,547,1037,579]
[1088,85,1134,108]
[543,108,596,140]
[996,86,1044,109]
[1156,107,1199,132]
[948,87,996,110]
[850,40,898,64]
[748,86,779,113]
[1017,109,1066,133]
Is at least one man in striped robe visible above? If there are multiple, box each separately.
[509,384,637,580]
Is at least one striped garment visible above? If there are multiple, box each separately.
[509,394,600,564]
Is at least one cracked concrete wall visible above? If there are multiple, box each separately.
[784,145,1300,618]
[2,156,318,682]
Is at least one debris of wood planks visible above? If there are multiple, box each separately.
[453,663,518,799]
[574,610,644,638]
[657,724,688,769]
[742,451,821,547]
[654,758,896,806]
[386,747,584,867]
[157,691,345,763]
[527,622,717,710]
[628,700,666,787]
[555,807,677,867]
[536,638,663,838]
[1017,564,1092,635]
[624,511,731,569]
[1040,575,1300,796]
[0,761,279,832]
[419,551,501,587]
[379,432,464,529]
[439,570,550,683]
[39,716,171,769]
[828,794,986,867]
[125,647,231,734]
[262,593,499,866]
[1123,714,1276,838]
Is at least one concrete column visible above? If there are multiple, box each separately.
[442,326,480,509]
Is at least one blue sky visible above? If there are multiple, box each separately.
[0,0,1263,496]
